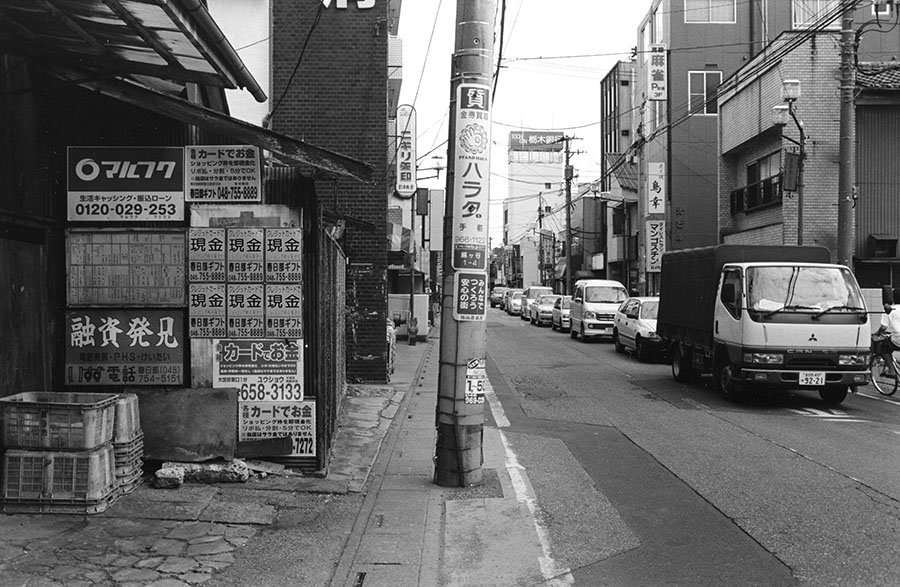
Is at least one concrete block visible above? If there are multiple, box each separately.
[162,460,250,484]
[154,467,184,489]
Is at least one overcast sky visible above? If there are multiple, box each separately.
[212,0,652,241]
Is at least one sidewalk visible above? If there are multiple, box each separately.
[0,327,552,587]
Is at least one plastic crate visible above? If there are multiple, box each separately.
[2,492,118,515]
[1,392,119,450]
[2,444,116,503]
[113,393,141,445]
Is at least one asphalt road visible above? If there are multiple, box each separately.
[485,307,900,587]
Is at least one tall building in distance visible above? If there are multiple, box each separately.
[503,131,565,288]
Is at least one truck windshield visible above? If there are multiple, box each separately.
[584,286,628,303]
[746,266,864,314]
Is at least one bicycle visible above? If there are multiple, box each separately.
[869,334,900,396]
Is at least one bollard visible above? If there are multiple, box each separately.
[407,317,418,346]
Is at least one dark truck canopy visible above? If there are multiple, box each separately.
[657,245,832,350]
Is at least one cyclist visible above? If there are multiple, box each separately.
[874,301,900,378]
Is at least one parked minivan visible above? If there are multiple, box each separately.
[569,279,628,341]
[519,285,554,321]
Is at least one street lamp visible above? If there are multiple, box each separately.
[772,79,805,245]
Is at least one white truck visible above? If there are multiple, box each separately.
[657,245,871,404]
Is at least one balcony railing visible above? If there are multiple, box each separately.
[730,175,782,215]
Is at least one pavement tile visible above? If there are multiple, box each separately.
[198,501,275,525]
[157,556,197,574]
[185,538,232,556]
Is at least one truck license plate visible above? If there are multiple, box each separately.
[799,371,825,386]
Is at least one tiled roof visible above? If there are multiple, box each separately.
[606,154,639,192]
[857,63,900,89]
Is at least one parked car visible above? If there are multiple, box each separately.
[520,285,554,321]
[490,286,509,308]
[507,291,525,315]
[569,279,629,342]
[551,295,572,332]
[502,288,523,312]
[613,296,663,362]
[529,294,560,326]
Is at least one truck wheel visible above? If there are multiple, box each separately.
[671,345,695,382]
[714,356,741,401]
[570,323,578,339]
[613,330,624,353]
[580,324,589,343]
[819,386,848,404]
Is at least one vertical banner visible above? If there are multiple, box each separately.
[451,83,491,272]
[396,105,417,198]
[647,44,668,101]
[646,162,666,214]
[646,220,666,273]
[452,271,487,321]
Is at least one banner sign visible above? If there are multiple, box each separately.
[451,84,491,271]
[648,44,668,101]
[65,309,184,385]
[67,146,184,221]
[508,131,564,151]
[67,230,186,306]
[396,105,417,198]
[452,271,487,321]
[185,145,261,203]
[646,220,666,273]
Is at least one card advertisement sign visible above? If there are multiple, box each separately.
[189,283,226,337]
[67,146,184,221]
[212,338,303,400]
[239,400,315,457]
[451,84,491,271]
[65,309,184,385]
[188,228,226,282]
[226,228,265,282]
[185,145,261,203]
[265,228,303,282]
[226,284,265,338]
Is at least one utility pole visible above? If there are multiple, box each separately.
[537,194,544,286]
[836,3,855,267]
[434,0,497,487]
[562,136,578,296]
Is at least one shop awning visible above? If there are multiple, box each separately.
[0,0,373,183]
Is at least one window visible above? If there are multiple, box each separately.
[731,152,782,214]
[685,0,736,23]
[873,2,893,17]
[688,71,722,115]
[612,207,625,236]
[652,6,664,42]
[792,0,840,29]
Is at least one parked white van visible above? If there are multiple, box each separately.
[569,279,629,341]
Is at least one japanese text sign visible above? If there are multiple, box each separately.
[189,283,227,337]
[647,44,667,101]
[451,84,492,270]
[67,146,184,221]
[646,220,666,272]
[188,228,226,282]
[265,228,303,282]
[396,105,417,198]
[239,400,315,457]
[67,230,186,306]
[508,131,563,151]
[453,271,487,321]
[185,145,261,202]
[65,309,184,385]
[227,284,265,338]
[227,228,265,282]
[213,339,303,400]
[646,162,666,214]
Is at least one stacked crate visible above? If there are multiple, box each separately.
[0,392,120,514]
[112,393,143,496]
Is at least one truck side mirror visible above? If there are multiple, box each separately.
[722,283,736,305]
[882,285,894,306]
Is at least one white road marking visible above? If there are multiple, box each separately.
[790,408,868,423]
[856,390,900,406]
[484,378,510,428]
[499,429,574,587]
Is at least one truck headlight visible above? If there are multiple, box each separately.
[584,311,597,320]
[646,331,660,340]
[743,353,784,365]
[838,354,868,366]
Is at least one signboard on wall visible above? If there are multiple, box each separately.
[189,283,226,337]
[451,83,491,271]
[239,400,315,456]
[508,131,563,151]
[185,145,261,203]
[646,162,666,214]
[647,44,668,101]
[226,284,265,338]
[396,105,417,198]
[646,220,666,272]
[67,230,186,306]
[188,228,226,282]
[65,309,184,385]
[67,146,184,221]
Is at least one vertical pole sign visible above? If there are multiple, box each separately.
[451,84,491,320]
[396,105,417,198]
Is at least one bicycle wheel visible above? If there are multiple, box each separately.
[869,354,899,396]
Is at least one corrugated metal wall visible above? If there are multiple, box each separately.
[857,105,900,255]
